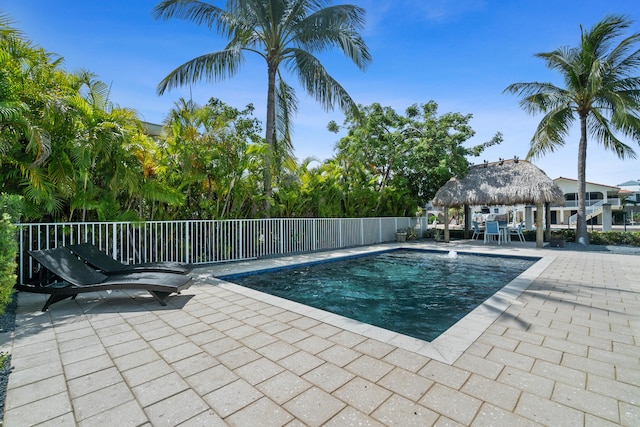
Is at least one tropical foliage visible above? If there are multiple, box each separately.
[155,97,264,219]
[0,193,21,312]
[321,102,502,216]
[0,11,499,223]
[0,13,177,221]
[152,0,371,216]
[505,15,640,244]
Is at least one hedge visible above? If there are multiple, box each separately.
[0,194,22,314]
[422,227,640,247]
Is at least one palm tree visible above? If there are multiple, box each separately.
[505,15,640,244]
[152,0,371,216]
[0,14,51,169]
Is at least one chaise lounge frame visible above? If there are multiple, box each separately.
[16,247,192,311]
[67,242,193,275]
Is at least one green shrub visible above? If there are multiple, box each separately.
[449,226,640,246]
[547,229,639,246]
[0,194,21,314]
[422,228,435,239]
[448,230,465,240]
[397,227,419,240]
[406,227,418,240]
[589,231,640,246]
[0,214,17,313]
[549,229,575,242]
[0,193,23,223]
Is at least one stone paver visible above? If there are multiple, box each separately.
[3,391,73,426]
[378,367,433,401]
[203,379,263,418]
[371,394,439,426]
[72,382,134,422]
[5,242,640,426]
[334,377,392,415]
[185,363,238,395]
[302,362,355,392]
[131,372,190,407]
[226,396,294,426]
[284,387,346,426]
[145,389,210,426]
[77,399,146,427]
[420,383,483,425]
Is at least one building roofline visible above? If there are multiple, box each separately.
[553,176,621,190]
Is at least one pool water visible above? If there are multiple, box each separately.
[224,249,537,342]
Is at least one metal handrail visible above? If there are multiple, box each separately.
[566,199,618,225]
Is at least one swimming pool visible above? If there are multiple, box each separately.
[220,249,537,342]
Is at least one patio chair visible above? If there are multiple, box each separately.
[16,247,192,311]
[67,243,193,275]
[509,223,525,243]
[471,221,484,240]
[483,221,503,245]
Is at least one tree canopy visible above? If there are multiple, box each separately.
[1,11,500,223]
[324,102,501,216]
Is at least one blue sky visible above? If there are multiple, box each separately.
[4,0,640,186]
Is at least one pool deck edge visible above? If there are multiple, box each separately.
[207,242,554,365]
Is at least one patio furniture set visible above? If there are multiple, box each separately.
[472,221,525,245]
[14,243,193,311]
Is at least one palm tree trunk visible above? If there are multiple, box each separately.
[264,62,277,218]
[576,114,589,244]
[221,177,235,219]
[82,172,89,222]
[374,163,393,215]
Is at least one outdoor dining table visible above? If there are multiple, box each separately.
[498,223,510,242]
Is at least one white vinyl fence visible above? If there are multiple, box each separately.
[17,217,426,284]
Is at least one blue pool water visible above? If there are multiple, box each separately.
[223,249,537,342]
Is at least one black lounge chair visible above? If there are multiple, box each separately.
[16,247,192,311]
[67,242,193,275]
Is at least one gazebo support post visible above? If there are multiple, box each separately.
[545,202,551,241]
[464,204,471,239]
[444,208,450,243]
[536,202,544,248]
[525,206,534,230]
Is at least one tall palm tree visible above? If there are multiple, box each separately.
[153,0,371,216]
[505,15,640,244]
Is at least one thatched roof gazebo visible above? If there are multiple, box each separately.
[432,159,565,247]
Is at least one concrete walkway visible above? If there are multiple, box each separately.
[3,242,639,426]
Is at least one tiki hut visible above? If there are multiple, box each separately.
[432,159,565,247]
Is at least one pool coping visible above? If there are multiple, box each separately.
[196,242,556,364]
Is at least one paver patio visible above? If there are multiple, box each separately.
[2,241,639,426]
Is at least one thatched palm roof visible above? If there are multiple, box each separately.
[433,159,565,207]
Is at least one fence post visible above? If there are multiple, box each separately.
[112,223,117,259]
[238,220,243,260]
[312,220,317,252]
[279,219,284,255]
[185,220,190,264]
[19,226,24,284]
